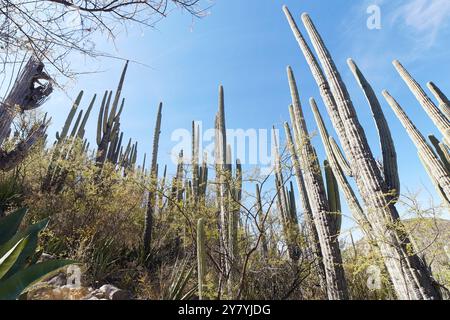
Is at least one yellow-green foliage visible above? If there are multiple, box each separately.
[342,241,396,300]
[0,139,145,287]
[1,128,446,300]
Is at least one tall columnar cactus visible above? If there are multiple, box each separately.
[255,184,269,259]
[143,102,163,255]
[283,6,441,299]
[309,98,371,236]
[0,56,52,171]
[347,59,400,200]
[96,61,128,167]
[57,91,84,143]
[197,218,207,300]
[43,91,97,191]
[192,121,200,202]
[393,60,450,146]
[285,66,347,299]
[227,158,242,299]
[214,85,231,296]
[170,149,185,206]
[427,82,450,120]
[282,7,353,166]
[273,127,302,264]
[213,86,244,298]
[157,165,168,211]
[324,160,341,235]
[428,135,450,172]
[77,94,96,140]
[283,112,326,288]
[199,153,209,202]
[383,91,450,203]
[141,153,147,175]
[190,122,208,204]
[418,153,450,206]
[328,137,352,177]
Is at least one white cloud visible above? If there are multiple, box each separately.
[391,0,450,47]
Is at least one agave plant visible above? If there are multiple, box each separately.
[0,208,75,300]
[162,257,196,300]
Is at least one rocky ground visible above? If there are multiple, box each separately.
[23,255,132,300]
[23,218,449,300]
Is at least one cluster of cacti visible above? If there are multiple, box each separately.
[273,126,302,263]
[0,56,52,171]
[283,5,443,300]
[212,85,243,299]
[281,65,346,299]
[42,62,141,192]
[42,91,95,191]
[3,7,450,302]
[95,62,139,171]
[382,62,450,206]
[190,122,208,204]
[170,150,186,206]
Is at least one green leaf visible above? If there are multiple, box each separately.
[0,208,27,246]
[0,219,49,277]
[0,237,29,280]
[0,259,76,300]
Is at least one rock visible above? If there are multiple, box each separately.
[27,286,91,300]
[39,253,56,262]
[47,273,67,287]
[99,284,131,300]
[61,284,81,290]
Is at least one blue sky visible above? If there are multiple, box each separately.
[42,0,450,234]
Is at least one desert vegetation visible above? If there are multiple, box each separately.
[0,3,449,300]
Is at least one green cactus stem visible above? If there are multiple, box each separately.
[197,218,207,300]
